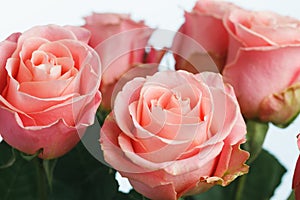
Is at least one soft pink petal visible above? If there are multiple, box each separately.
[65,26,91,44]
[3,74,75,113]
[0,106,83,159]
[74,90,101,126]
[114,77,145,136]
[17,25,77,45]
[130,179,177,200]
[100,114,146,173]
[133,123,207,163]
[252,25,300,45]
[19,78,73,98]
[84,13,152,83]
[38,41,73,58]
[104,63,158,111]
[163,142,223,176]
[57,40,101,95]
[172,0,239,72]
[197,72,225,91]
[83,13,148,48]
[172,16,220,73]
[212,141,249,186]
[0,36,18,92]
[193,0,239,18]
[95,28,152,84]
[122,162,214,199]
[227,9,275,47]
[223,46,300,118]
[184,11,229,56]
[18,37,49,61]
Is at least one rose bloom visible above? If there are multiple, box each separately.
[83,13,163,109]
[0,25,101,159]
[101,70,249,200]
[222,9,300,126]
[172,0,239,73]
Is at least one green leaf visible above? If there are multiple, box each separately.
[188,182,237,200]
[0,143,16,169]
[192,149,286,200]
[20,149,42,161]
[49,140,118,200]
[0,138,119,200]
[96,106,110,126]
[243,119,269,163]
[0,142,49,200]
[43,159,58,190]
[287,191,296,200]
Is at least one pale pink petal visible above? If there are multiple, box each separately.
[104,63,158,110]
[227,9,275,47]
[100,114,146,173]
[57,40,101,95]
[212,141,249,186]
[29,89,100,126]
[185,11,229,56]
[0,106,82,159]
[17,24,77,45]
[38,41,73,58]
[133,123,208,163]
[252,25,300,45]
[114,77,145,136]
[118,131,210,173]
[172,0,238,72]
[18,37,49,61]
[0,37,18,92]
[2,76,75,113]
[64,25,91,44]
[83,13,148,48]
[96,31,151,84]
[223,46,300,118]
[193,0,239,18]
[130,179,177,200]
[74,90,101,126]
[163,142,223,176]
[19,78,73,98]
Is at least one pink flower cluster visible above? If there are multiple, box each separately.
[174,0,300,126]
[0,0,299,199]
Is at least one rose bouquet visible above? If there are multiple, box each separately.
[0,0,299,200]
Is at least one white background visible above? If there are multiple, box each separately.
[0,0,299,199]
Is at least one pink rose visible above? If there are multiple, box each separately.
[100,70,249,200]
[222,9,300,125]
[83,13,160,109]
[0,25,101,159]
[172,0,239,72]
